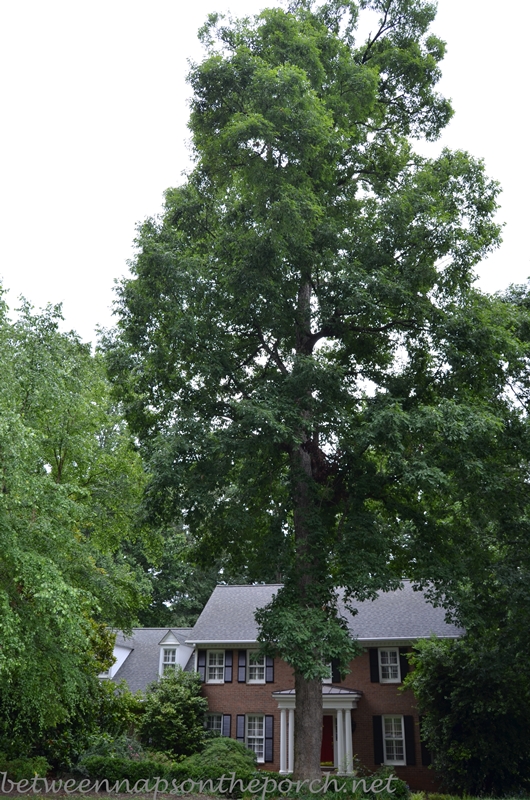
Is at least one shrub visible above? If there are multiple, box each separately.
[74,734,146,775]
[0,753,51,780]
[79,755,176,783]
[172,738,258,796]
[138,667,208,757]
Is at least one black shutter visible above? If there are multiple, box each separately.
[369,649,380,683]
[373,716,384,764]
[224,650,233,683]
[265,656,274,683]
[222,714,232,738]
[419,717,432,767]
[238,650,247,682]
[236,715,245,743]
[331,658,341,683]
[197,650,206,682]
[399,648,409,682]
[265,715,274,762]
[404,715,416,765]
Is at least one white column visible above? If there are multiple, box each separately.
[280,709,287,773]
[345,709,353,774]
[336,709,344,773]
[288,708,295,773]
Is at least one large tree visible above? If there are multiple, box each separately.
[105,0,530,778]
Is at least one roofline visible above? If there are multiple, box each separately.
[186,634,461,646]
[114,628,192,632]
[210,584,284,589]
[358,634,461,641]
[186,639,258,645]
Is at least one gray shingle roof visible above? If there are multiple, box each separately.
[111,628,193,693]
[187,584,281,644]
[186,582,462,645]
[339,581,462,641]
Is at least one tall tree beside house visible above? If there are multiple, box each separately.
[0,294,150,754]
[104,0,530,779]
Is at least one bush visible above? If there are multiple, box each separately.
[172,738,259,796]
[79,755,177,783]
[74,734,146,775]
[138,667,208,757]
[0,753,51,780]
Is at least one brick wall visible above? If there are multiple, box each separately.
[200,648,439,791]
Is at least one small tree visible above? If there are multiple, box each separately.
[138,668,208,757]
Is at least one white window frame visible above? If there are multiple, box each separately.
[205,713,223,734]
[246,714,265,763]
[247,650,266,683]
[383,715,406,765]
[207,650,225,683]
[160,647,177,676]
[378,647,401,683]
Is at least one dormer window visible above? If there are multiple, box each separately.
[158,631,182,677]
[162,647,177,674]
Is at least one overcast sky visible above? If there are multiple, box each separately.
[1,1,528,345]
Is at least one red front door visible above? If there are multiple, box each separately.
[320,715,334,765]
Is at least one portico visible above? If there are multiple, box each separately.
[272,686,362,774]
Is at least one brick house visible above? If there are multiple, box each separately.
[110,582,461,790]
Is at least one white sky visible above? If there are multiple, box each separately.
[1,0,528,345]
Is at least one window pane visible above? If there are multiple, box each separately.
[380,649,399,680]
[247,715,265,761]
[206,714,222,733]
[207,651,224,681]
[163,648,177,674]
[383,717,405,764]
[248,651,265,681]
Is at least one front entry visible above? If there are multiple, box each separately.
[320,715,334,765]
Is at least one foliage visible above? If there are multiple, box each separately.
[0,754,51,780]
[406,635,530,795]
[76,734,146,766]
[104,0,530,777]
[138,667,208,757]
[76,754,177,783]
[130,526,245,627]
[0,293,150,755]
[173,738,258,796]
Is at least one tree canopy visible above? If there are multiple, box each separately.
[104,0,530,777]
[0,294,150,749]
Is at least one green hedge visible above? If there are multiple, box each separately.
[80,755,175,783]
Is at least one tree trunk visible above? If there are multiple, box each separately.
[291,278,324,780]
[293,672,323,781]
